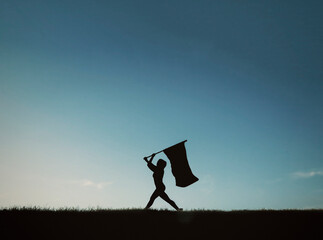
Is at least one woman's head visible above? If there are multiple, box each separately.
[157,159,166,169]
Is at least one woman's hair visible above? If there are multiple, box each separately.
[157,159,167,169]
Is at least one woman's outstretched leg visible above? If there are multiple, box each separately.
[145,190,159,209]
[160,192,181,210]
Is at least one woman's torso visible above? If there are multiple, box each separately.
[153,169,165,190]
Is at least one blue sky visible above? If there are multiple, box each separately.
[1,0,322,210]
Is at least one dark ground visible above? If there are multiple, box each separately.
[1,208,322,239]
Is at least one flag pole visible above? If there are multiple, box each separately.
[144,140,187,160]
[144,150,163,159]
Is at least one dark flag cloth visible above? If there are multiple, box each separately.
[163,141,199,187]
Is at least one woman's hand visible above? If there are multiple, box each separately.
[149,153,156,163]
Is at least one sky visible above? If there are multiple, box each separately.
[0,0,322,210]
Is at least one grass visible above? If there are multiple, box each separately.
[1,208,322,239]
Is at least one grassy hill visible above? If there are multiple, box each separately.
[1,208,322,239]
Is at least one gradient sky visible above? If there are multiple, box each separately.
[1,0,322,210]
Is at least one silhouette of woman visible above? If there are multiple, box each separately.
[144,153,182,210]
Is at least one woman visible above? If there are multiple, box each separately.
[144,153,182,210]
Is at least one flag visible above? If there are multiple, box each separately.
[163,140,198,187]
